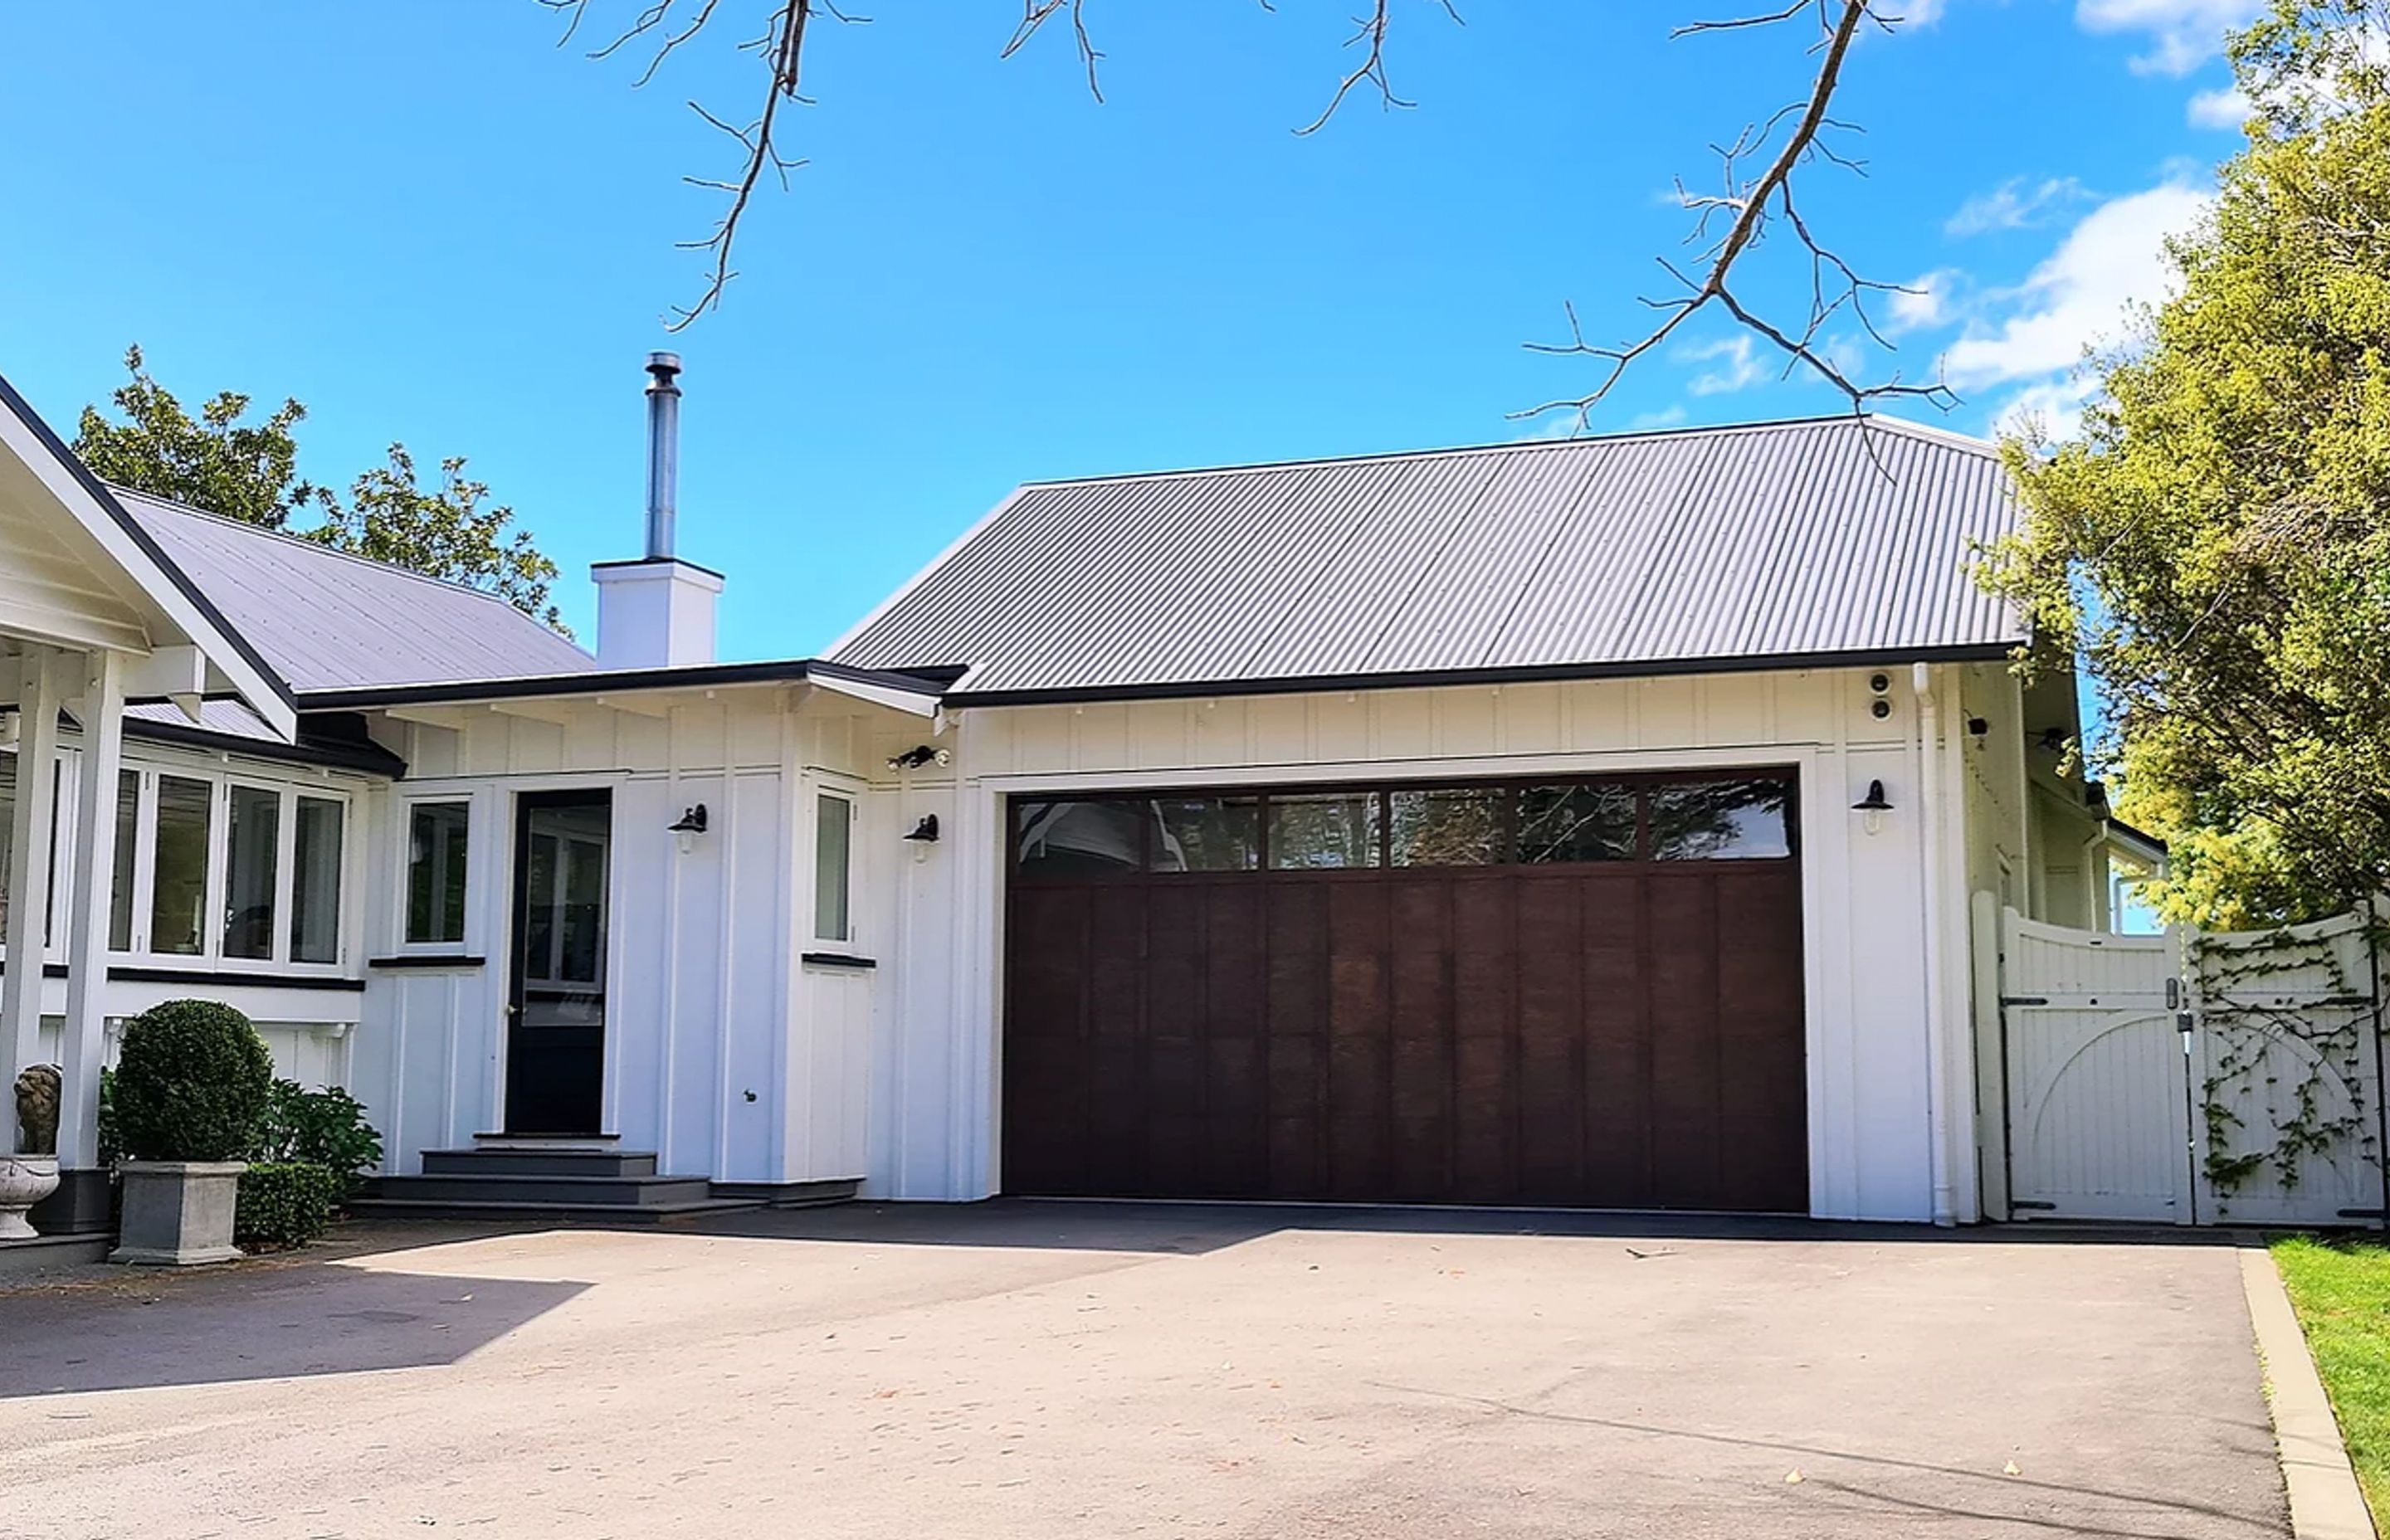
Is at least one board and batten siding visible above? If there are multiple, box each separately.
[868,666,1982,1224]
[350,692,889,1187]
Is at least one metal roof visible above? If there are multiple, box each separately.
[115,487,598,694]
[829,414,2027,703]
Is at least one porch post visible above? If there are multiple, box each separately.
[59,647,123,1172]
[2,646,63,1079]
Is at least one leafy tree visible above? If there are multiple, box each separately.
[1981,0,2390,927]
[75,345,329,532]
[74,348,568,635]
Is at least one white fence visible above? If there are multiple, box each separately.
[1998,904,2385,1227]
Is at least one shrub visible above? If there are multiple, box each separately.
[234,1161,338,1250]
[113,1001,274,1162]
[251,1081,383,1200]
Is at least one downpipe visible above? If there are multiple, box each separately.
[1915,661,1957,1227]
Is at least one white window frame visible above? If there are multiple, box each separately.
[113,763,355,975]
[812,789,856,945]
[398,792,477,953]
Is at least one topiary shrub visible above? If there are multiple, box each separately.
[251,1081,383,1201]
[234,1161,338,1250]
[113,1001,274,1162]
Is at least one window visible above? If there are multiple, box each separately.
[0,754,64,948]
[1015,800,1144,879]
[1647,777,1793,860]
[222,785,280,959]
[1268,792,1380,870]
[1518,784,1638,865]
[1389,788,1505,867]
[107,769,138,951]
[814,793,852,942]
[406,802,471,945]
[1150,797,1261,873]
[149,775,212,956]
[290,795,344,964]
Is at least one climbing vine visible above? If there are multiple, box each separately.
[2192,919,2385,1217]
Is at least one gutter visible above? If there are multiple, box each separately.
[1914,661,1958,1227]
[295,657,951,713]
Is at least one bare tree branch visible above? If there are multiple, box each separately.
[1515,0,1957,439]
[1000,0,1106,101]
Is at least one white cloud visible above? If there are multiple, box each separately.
[1888,268,1968,334]
[2188,83,2254,127]
[1683,335,1771,395]
[1889,0,1948,27]
[1941,181,2212,410]
[1629,405,1690,431]
[2075,0,2267,76]
[1946,176,2091,237]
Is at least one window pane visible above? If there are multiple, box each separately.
[1267,793,1381,870]
[1390,788,1505,867]
[1648,778,1793,860]
[1014,800,1144,879]
[524,831,559,977]
[814,795,851,942]
[406,802,470,944]
[149,776,212,956]
[290,796,343,964]
[223,786,280,959]
[561,835,606,982]
[1518,784,1638,864]
[107,770,138,951]
[1149,797,1261,873]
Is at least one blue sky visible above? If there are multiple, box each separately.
[0,1,2256,658]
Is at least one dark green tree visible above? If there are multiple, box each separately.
[1981,0,2390,926]
[74,347,567,635]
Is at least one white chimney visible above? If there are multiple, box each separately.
[593,351,722,670]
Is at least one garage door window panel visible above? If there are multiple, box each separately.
[1389,788,1505,867]
[1646,777,1793,860]
[1151,797,1261,873]
[1267,793,1382,870]
[1517,784,1638,865]
[1017,799,1148,880]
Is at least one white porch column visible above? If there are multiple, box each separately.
[2,646,64,1076]
[59,648,123,1167]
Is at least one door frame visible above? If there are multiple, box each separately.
[977,746,1834,1210]
[503,786,616,1136]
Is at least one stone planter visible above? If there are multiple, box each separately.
[110,1161,246,1265]
[0,1156,61,1240]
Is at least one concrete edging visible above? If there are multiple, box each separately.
[2241,1244,2378,1540]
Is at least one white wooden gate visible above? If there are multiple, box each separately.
[2000,906,2386,1226]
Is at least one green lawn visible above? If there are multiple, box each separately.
[2272,1235,2390,1527]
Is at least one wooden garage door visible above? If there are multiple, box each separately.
[1002,772,1808,1212]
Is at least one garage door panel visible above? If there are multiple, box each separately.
[1002,775,1807,1213]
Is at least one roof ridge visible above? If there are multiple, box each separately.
[110,482,594,628]
[1008,412,1995,490]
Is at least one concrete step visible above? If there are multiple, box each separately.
[422,1148,659,1179]
[346,1195,763,1226]
[374,1173,715,1207]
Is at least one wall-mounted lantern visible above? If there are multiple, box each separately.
[904,814,940,844]
[669,803,708,855]
[1851,779,1892,836]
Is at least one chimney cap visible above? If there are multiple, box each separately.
[646,351,683,386]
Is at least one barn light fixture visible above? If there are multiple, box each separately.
[669,803,708,854]
[904,814,940,843]
[1851,779,1892,836]
[1968,716,1990,742]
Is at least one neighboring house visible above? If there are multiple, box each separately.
[0,357,2158,1233]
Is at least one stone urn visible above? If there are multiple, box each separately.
[2,1065,63,1240]
[0,1155,59,1240]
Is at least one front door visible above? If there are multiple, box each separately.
[505,790,612,1135]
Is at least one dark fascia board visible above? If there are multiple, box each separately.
[294,656,950,712]
[942,642,2026,708]
[0,370,297,716]
[125,713,409,777]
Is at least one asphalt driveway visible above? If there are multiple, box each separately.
[0,1203,2287,1538]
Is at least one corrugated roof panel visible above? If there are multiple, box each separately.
[830,415,2028,699]
[117,489,601,693]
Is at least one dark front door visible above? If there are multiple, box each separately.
[1001,773,1809,1212]
[505,790,612,1135]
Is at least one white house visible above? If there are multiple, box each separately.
[0,356,2158,1235]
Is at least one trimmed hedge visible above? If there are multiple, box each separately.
[235,1161,339,1249]
[114,1001,274,1162]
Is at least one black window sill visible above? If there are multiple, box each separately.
[106,965,366,992]
[368,954,489,972]
[800,952,878,972]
